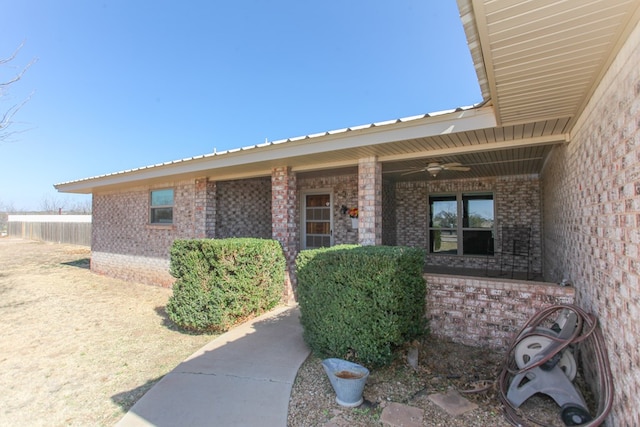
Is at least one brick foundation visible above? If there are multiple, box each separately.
[91,251,174,287]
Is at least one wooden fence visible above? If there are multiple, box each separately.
[7,215,92,246]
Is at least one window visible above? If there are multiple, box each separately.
[429,193,494,255]
[150,189,174,224]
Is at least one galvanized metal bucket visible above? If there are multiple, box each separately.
[322,358,369,407]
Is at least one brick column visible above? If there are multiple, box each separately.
[272,167,298,303]
[193,178,217,239]
[358,156,382,246]
[205,180,217,238]
[193,178,208,238]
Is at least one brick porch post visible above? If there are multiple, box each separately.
[194,178,217,238]
[194,178,208,238]
[358,156,382,246]
[271,166,298,303]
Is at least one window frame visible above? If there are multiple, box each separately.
[428,191,495,256]
[149,188,174,225]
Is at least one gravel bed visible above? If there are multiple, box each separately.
[288,338,566,426]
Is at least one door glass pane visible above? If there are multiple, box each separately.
[306,222,330,234]
[306,194,330,207]
[305,208,331,221]
[305,194,331,249]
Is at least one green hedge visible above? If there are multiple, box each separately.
[166,238,285,332]
[296,245,427,367]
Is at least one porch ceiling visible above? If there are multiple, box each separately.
[292,116,568,181]
[458,0,640,127]
[380,145,555,182]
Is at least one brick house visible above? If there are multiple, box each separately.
[56,1,640,423]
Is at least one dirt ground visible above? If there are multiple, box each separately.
[0,238,581,427]
[0,238,217,426]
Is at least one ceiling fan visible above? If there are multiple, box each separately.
[402,162,471,178]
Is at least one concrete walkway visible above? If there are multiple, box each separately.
[116,305,310,427]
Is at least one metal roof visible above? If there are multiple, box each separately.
[56,105,503,193]
[55,0,640,194]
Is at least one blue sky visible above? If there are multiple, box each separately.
[1,1,481,211]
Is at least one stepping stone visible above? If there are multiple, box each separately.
[380,402,424,427]
[428,389,478,417]
[323,415,350,427]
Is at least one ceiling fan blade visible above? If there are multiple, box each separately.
[401,169,426,176]
[441,162,463,168]
[382,168,418,174]
[464,157,544,167]
[445,166,471,171]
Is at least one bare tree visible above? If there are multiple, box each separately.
[1,42,37,142]
[39,195,92,214]
[0,199,17,213]
[39,195,67,214]
[67,198,92,214]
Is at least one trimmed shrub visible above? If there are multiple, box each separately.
[296,244,427,367]
[166,238,285,332]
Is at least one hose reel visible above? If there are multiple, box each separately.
[499,305,614,427]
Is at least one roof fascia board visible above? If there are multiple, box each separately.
[470,0,501,124]
[248,107,496,162]
[292,159,362,173]
[56,107,497,193]
[457,0,491,100]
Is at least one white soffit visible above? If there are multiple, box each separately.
[464,0,640,126]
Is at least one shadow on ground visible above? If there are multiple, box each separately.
[61,258,91,269]
[111,376,164,412]
[154,306,211,335]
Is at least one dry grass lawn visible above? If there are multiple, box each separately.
[0,238,217,426]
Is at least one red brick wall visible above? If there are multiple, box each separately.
[215,178,271,239]
[297,171,359,246]
[395,180,428,249]
[91,180,201,287]
[358,157,382,246]
[272,167,298,301]
[426,273,575,349]
[382,179,397,245]
[393,175,542,274]
[91,177,274,287]
[541,21,640,426]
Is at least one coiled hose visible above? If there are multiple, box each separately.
[497,304,613,427]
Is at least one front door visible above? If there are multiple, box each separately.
[303,193,333,249]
